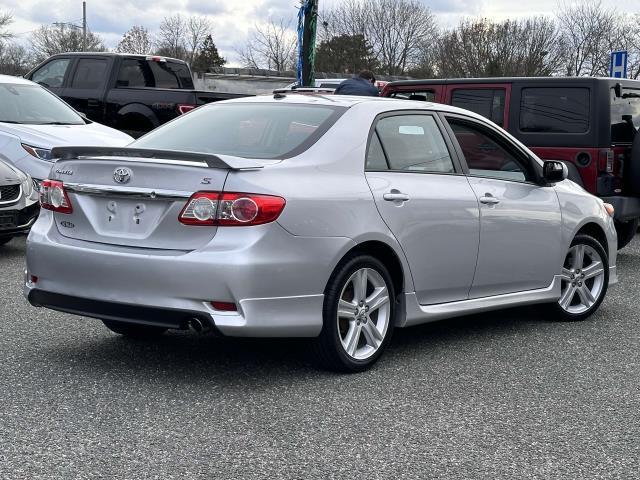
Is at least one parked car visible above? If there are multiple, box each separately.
[25,53,248,137]
[382,77,640,249]
[0,74,133,181]
[24,95,617,372]
[0,159,39,246]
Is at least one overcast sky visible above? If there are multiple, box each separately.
[2,0,638,65]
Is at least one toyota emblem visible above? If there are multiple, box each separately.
[113,167,132,184]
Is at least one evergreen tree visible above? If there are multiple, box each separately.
[192,34,226,72]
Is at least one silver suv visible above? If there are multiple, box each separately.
[24,95,618,371]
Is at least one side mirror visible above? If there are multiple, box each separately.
[543,160,568,184]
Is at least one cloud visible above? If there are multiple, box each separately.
[185,0,227,16]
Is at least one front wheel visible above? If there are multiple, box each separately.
[614,217,638,250]
[311,254,395,372]
[102,320,167,338]
[553,234,609,321]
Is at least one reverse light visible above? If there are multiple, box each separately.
[177,104,197,115]
[179,192,285,226]
[39,180,73,214]
[22,144,56,162]
[603,202,615,218]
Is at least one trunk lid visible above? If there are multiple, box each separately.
[48,148,263,250]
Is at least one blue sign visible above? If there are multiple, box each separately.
[610,50,628,78]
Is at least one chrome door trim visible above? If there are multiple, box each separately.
[63,183,192,200]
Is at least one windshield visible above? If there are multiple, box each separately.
[133,102,346,159]
[0,83,84,125]
[611,88,640,143]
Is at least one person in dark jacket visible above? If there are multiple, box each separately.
[334,70,379,97]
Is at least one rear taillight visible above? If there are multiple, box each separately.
[177,104,197,115]
[39,180,73,214]
[179,192,286,226]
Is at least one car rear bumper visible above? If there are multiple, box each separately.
[601,196,640,221]
[24,211,354,337]
[0,202,39,237]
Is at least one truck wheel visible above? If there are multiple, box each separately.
[614,217,638,249]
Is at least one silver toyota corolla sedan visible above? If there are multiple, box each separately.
[24,95,618,371]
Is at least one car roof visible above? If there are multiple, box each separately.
[389,76,640,87]
[47,51,186,62]
[0,74,35,85]
[221,92,487,119]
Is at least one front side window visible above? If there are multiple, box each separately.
[71,58,108,89]
[520,87,589,133]
[448,119,530,182]
[372,115,454,173]
[133,103,345,159]
[31,58,71,88]
[0,84,84,125]
[451,89,506,126]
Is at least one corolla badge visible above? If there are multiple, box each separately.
[113,167,132,184]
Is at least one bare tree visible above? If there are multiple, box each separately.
[186,16,211,65]
[0,11,13,42]
[29,24,105,61]
[556,0,618,76]
[433,17,563,78]
[237,19,296,72]
[157,14,187,60]
[116,25,152,54]
[321,0,436,75]
[0,43,35,76]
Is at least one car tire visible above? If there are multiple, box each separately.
[102,320,167,338]
[552,234,609,322]
[311,254,395,372]
[614,217,638,250]
[0,237,13,246]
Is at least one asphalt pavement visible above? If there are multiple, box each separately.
[1,235,639,479]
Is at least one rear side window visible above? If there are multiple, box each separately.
[132,103,345,159]
[117,59,149,88]
[71,58,108,89]
[148,61,180,89]
[372,115,454,173]
[520,87,589,133]
[451,89,506,126]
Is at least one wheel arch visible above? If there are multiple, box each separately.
[575,221,608,254]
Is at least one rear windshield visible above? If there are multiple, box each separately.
[132,103,346,159]
[611,88,640,143]
[520,87,590,133]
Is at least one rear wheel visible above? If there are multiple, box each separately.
[312,254,395,372]
[553,234,609,321]
[102,320,167,338]
[0,237,13,246]
[614,217,638,249]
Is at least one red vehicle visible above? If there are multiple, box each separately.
[382,77,640,249]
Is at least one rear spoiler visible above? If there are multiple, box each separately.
[50,146,264,170]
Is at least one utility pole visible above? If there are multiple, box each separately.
[82,1,87,52]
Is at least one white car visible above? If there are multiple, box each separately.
[0,74,133,181]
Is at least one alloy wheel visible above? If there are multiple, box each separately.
[336,267,391,360]
[558,243,605,314]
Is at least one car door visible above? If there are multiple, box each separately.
[62,56,111,122]
[28,57,73,98]
[365,112,480,305]
[443,114,563,299]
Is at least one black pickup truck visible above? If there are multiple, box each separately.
[25,52,246,137]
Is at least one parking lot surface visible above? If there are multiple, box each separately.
[1,235,639,479]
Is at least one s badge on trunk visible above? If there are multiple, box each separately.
[113,167,132,184]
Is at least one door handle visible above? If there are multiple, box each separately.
[87,98,100,107]
[479,194,500,205]
[383,191,410,202]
